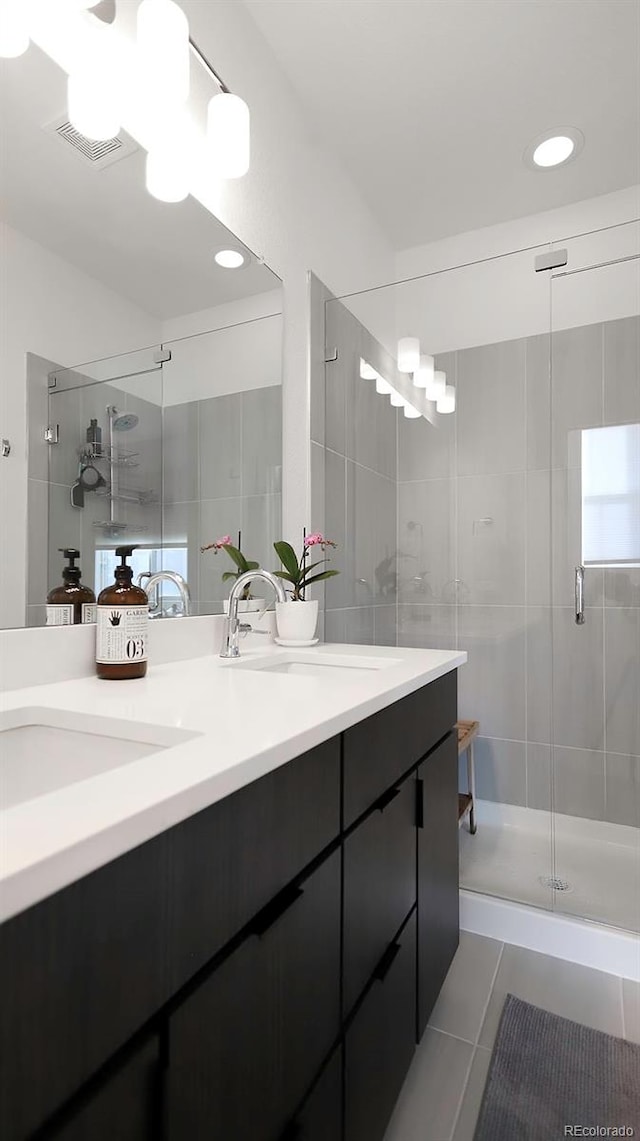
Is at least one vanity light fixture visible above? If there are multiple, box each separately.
[413,354,434,389]
[207,92,250,178]
[360,359,378,380]
[137,0,190,112]
[403,404,421,419]
[375,376,393,396]
[389,391,405,407]
[426,369,446,402]
[214,249,246,268]
[397,337,420,374]
[0,0,30,57]
[524,127,584,170]
[437,384,456,415]
[68,60,121,141]
[4,1,251,204]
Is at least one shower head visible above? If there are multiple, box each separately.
[108,407,139,431]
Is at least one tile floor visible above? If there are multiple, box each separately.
[383,932,640,1141]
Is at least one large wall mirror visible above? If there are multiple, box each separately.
[0,23,282,629]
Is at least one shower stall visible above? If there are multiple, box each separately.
[315,218,639,939]
[26,314,283,624]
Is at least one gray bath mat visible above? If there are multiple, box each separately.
[474,993,640,1140]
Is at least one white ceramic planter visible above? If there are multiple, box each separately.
[223,598,266,615]
[275,599,319,642]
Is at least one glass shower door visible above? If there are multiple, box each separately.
[549,222,640,932]
[46,347,164,612]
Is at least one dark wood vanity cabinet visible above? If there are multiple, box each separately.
[345,913,417,1141]
[417,733,460,1037]
[0,672,459,1141]
[166,852,341,1141]
[47,1038,162,1141]
[343,771,417,1013]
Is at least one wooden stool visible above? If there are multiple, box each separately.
[457,720,479,834]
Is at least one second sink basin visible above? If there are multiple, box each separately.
[0,707,199,810]
[233,650,401,678]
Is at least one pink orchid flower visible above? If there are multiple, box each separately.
[304,532,336,549]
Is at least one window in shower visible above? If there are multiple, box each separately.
[581,422,640,567]
[95,546,188,594]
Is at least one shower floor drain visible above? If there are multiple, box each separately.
[538,875,573,892]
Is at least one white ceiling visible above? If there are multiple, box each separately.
[243,0,640,248]
[0,44,280,320]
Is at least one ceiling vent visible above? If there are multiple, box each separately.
[45,116,139,171]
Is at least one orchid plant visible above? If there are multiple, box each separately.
[201,533,259,600]
[273,532,339,601]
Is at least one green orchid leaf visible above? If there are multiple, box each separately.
[274,541,300,580]
[221,544,247,571]
[302,570,340,587]
[245,560,260,571]
[297,559,326,582]
[221,571,238,582]
[274,569,295,583]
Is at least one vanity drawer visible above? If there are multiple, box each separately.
[343,773,417,1014]
[343,673,457,827]
[167,736,340,990]
[0,830,170,1141]
[282,1046,343,1141]
[344,912,417,1141]
[167,851,341,1141]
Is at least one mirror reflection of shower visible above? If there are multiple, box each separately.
[72,404,156,538]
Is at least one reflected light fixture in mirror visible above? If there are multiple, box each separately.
[389,391,404,407]
[375,376,393,395]
[403,404,421,419]
[413,354,434,389]
[437,384,456,414]
[426,369,446,402]
[360,359,378,380]
[397,337,420,373]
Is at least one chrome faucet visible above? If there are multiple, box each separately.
[220,569,286,658]
[137,570,191,618]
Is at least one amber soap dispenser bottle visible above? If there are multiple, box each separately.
[96,545,149,680]
[47,548,96,626]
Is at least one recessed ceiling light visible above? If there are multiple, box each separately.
[524,127,584,171]
[214,249,246,269]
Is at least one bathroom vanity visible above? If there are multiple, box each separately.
[0,644,464,1141]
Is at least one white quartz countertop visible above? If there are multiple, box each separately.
[0,642,466,923]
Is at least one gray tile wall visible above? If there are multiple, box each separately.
[162,385,282,614]
[395,315,639,828]
[318,295,399,639]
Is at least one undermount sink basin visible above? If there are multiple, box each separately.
[0,707,198,810]
[233,651,402,678]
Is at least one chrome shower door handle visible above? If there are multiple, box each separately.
[575,565,585,625]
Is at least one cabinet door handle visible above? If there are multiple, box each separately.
[415,778,424,828]
[374,940,402,983]
[251,883,304,938]
[376,786,401,813]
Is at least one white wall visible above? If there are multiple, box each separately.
[386,186,640,353]
[161,291,282,406]
[0,221,161,627]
